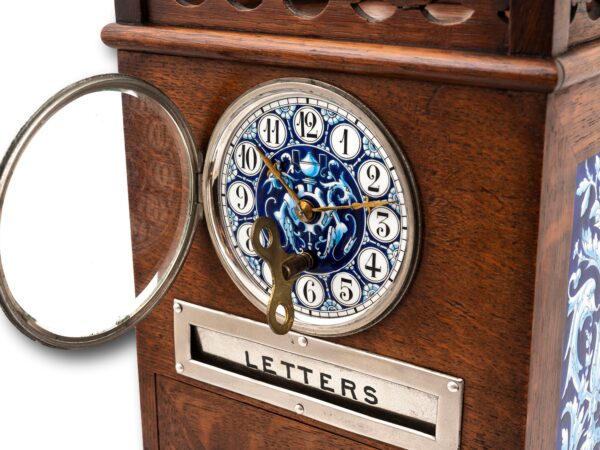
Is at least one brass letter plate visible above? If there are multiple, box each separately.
[173,301,463,449]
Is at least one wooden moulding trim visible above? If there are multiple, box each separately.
[556,40,600,90]
[101,23,559,92]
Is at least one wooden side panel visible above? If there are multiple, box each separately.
[121,51,547,448]
[156,375,374,449]
[527,77,600,449]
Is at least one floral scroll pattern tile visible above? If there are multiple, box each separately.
[557,154,600,449]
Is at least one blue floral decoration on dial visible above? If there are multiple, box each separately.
[220,97,409,318]
[257,146,365,274]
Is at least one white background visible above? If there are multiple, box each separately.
[0,2,143,449]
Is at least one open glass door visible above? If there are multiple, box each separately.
[0,74,200,348]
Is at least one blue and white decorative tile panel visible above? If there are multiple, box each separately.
[557,154,600,450]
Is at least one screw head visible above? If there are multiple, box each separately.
[175,363,184,374]
[173,303,182,314]
[447,381,460,393]
[298,336,308,347]
[294,403,305,415]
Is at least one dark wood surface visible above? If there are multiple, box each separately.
[143,0,509,53]
[115,0,146,24]
[101,24,560,92]
[118,48,549,448]
[508,0,562,55]
[526,73,600,450]
[156,374,374,449]
[139,369,160,448]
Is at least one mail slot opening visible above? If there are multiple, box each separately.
[189,325,437,437]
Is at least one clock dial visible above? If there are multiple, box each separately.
[204,79,419,336]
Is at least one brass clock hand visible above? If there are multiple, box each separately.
[254,146,315,222]
[251,217,314,335]
[312,199,398,213]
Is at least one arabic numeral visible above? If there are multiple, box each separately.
[259,114,287,149]
[332,273,361,306]
[234,142,261,175]
[331,124,361,160]
[295,275,325,308]
[340,128,349,154]
[304,280,316,303]
[376,211,390,237]
[227,181,254,215]
[300,111,317,138]
[340,277,353,300]
[365,253,380,278]
[237,185,248,209]
[237,223,255,256]
[293,107,323,143]
[266,118,279,143]
[240,145,256,170]
[358,248,389,283]
[358,161,390,198]
[367,165,381,192]
[367,207,400,243]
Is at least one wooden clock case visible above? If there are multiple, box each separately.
[100,0,600,448]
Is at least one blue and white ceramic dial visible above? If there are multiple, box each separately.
[204,79,420,336]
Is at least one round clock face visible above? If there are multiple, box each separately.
[204,79,419,336]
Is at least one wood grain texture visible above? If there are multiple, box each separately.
[101,24,560,92]
[119,50,549,448]
[508,0,573,57]
[556,39,600,90]
[509,0,557,55]
[115,0,146,24]
[526,74,600,450]
[138,369,159,450]
[156,374,375,449]
[144,0,509,53]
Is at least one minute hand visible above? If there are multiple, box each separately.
[313,199,397,212]
[254,147,302,205]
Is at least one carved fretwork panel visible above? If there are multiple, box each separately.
[570,0,600,46]
[144,0,510,52]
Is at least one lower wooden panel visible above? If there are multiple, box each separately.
[156,374,373,450]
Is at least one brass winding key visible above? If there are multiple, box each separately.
[251,217,314,335]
